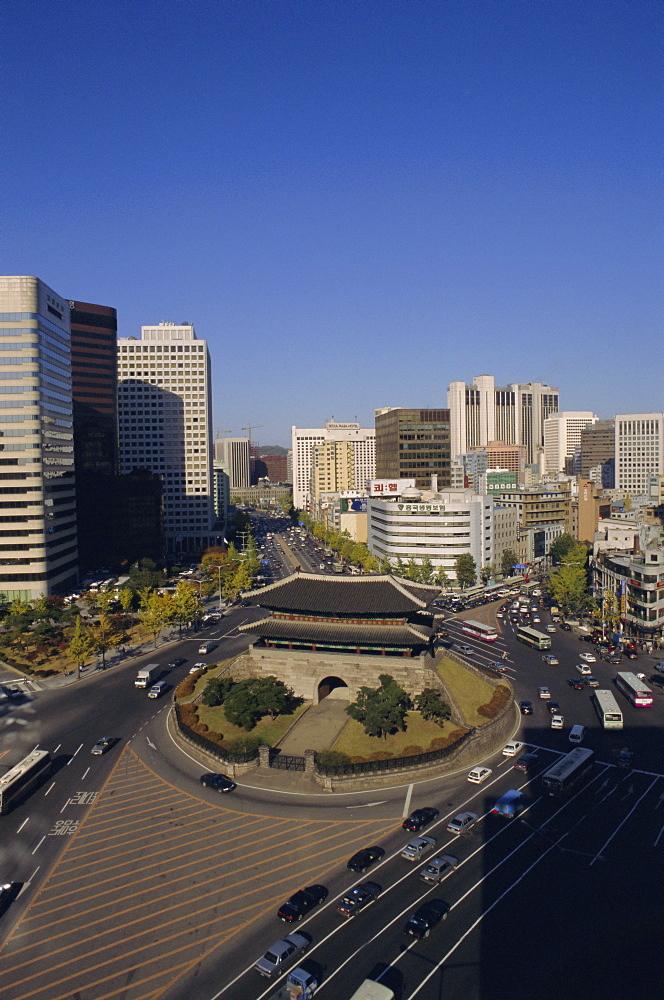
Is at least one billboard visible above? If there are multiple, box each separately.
[366,479,416,496]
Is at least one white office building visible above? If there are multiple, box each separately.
[291,420,375,510]
[214,436,250,489]
[117,322,215,556]
[543,411,597,474]
[447,375,559,465]
[615,413,664,495]
[0,276,78,600]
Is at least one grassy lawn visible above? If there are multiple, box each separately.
[197,698,310,746]
[331,710,462,759]
[436,655,496,727]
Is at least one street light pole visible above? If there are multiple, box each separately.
[218,563,223,613]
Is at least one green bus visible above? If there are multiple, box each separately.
[516,625,552,650]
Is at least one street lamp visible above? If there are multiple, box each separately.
[218,563,223,613]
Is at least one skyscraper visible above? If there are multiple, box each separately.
[117,322,215,557]
[291,420,375,509]
[0,276,78,600]
[447,375,559,465]
[615,413,664,494]
[374,408,451,489]
[543,411,597,474]
[214,437,250,489]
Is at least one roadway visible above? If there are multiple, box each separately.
[1,561,663,999]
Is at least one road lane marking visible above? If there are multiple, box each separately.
[16,817,28,833]
[31,836,45,855]
[590,775,659,866]
[346,801,387,808]
[66,744,83,764]
[402,783,414,817]
[44,782,55,796]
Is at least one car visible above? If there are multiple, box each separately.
[542,654,559,665]
[532,616,541,623]
[585,675,599,688]
[202,613,221,623]
[653,661,664,674]
[402,807,439,832]
[486,660,507,673]
[403,899,450,938]
[198,641,216,654]
[253,931,310,977]
[550,714,564,729]
[446,811,478,835]
[513,752,539,772]
[0,881,18,916]
[502,740,524,755]
[457,643,474,654]
[147,681,168,699]
[579,652,597,663]
[91,737,114,755]
[538,686,551,698]
[189,662,208,674]
[467,765,493,783]
[560,621,572,630]
[199,772,237,793]
[576,663,592,676]
[604,651,622,664]
[278,884,328,922]
[168,657,186,667]
[547,700,561,715]
[519,700,534,715]
[567,677,585,690]
[335,881,381,918]
[401,835,436,862]
[545,625,557,633]
[623,648,639,659]
[347,846,385,873]
[419,854,458,884]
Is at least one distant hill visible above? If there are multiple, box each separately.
[259,445,288,456]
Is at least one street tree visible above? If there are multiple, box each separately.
[346,673,412,740]
[138,590,169,648]
[419,557,434,585]
[415,688,452,724]
[548,563,592,615]
[500,548,519,577]
[172,580,201,633]
[454,553,477,589]
[549,533,577,564]
[434,567,449,588]
[86,611,121,667]
[67,615,94,673]
[480,563,496,584]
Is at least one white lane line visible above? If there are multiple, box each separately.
[67,744,83,764]
[590,775,659,866]
[31,836,45,855]
[26,866,40,885]
[44,781,55,796]
[81,767,90,780]
[402,783,414,818]
[16,817,29,833]
[346,801,387,809]
[53,744,61,754]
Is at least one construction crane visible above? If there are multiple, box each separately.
[215,429,233,439]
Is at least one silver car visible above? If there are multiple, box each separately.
[401,835,436,862]
[253,932,310,977]
[419,854,458,884]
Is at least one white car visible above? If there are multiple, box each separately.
[579,652,597,663]
[401,836,437,861]
[189,662,208,674]
[538,686,551,699]
[501,741,524,756]
[467,766,493,784]
[576,663,592,676]
[550,714,564,729]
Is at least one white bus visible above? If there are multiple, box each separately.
[0,749,51,814]
[541,747,594,797]
[461,620,498,642]
[594,689,624,729]
[615,672,653,707]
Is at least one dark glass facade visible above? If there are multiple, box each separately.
[375,408,451,489]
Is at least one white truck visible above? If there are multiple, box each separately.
[134,664,160,689]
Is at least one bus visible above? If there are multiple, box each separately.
[594,689,624,729]
[0,748,51,814]
[541,747,594,797]
[516,625,552,650]
[615,672,653,707]
[461,620,498,642]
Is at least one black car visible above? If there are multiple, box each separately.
[547,700,561,715]
[403,899,450,938]
[0,881,19,917]
[559,621,572,631]
[519,700,533,715]
[278,884,328,922]
[402,807,439,832]
[168,657,186,667]
[567,677,585,690]
[199,773,237,793]
[347,846,385,873]
[513,752,539,772]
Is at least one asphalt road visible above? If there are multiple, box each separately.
[1,581,663,1000]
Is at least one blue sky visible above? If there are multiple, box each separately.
[2,0,661,447]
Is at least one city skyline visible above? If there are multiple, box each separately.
[3,1,661,446]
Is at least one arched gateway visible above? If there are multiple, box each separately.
[236,572,441,703]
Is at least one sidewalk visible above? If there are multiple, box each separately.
[276,698,349,755]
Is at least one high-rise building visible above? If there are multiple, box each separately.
[117,322,215,556]
[261,453,288,482]
[615,413,664,495]
[291,420,375,509]
[447,375,559,465]
[579,420,615,485]
[214,437,250,489]
[0,276,78,600]
[543,411,597,474]
[374,408,451,490]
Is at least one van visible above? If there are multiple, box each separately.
[491,789,526,819]
[569,724,586,744]
[148,681,167,699]
[198,641,216,655]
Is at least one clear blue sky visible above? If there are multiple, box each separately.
[2,0,661,447]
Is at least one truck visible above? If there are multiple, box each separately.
[134,664,161,689]
[267,965,321,999]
